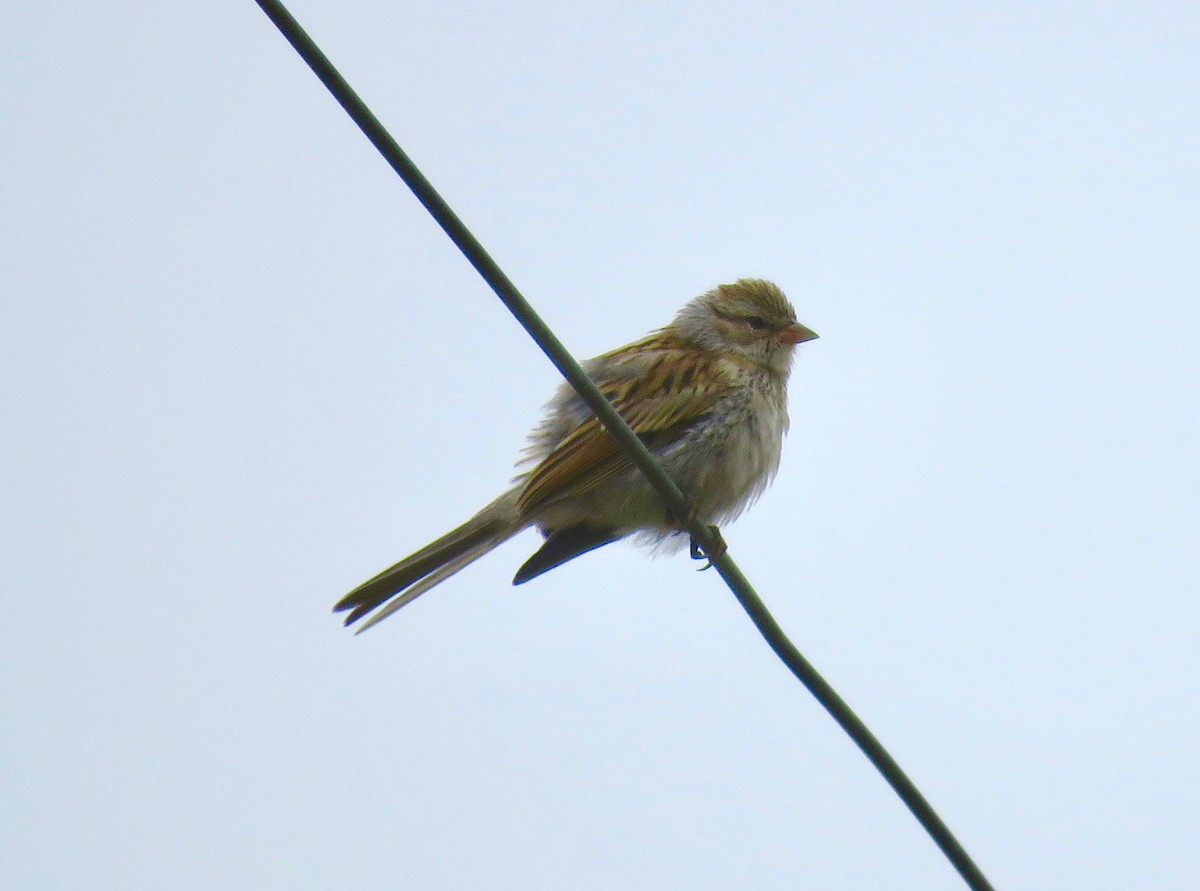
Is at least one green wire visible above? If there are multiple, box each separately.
[252,3,996,888]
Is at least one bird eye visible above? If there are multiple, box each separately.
[745,316,768,330]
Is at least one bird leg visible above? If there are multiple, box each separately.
[689,525,727,569]
[669,502,727,569]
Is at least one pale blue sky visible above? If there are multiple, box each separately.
[4,2,1199,889]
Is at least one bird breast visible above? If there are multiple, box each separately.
[670,376,789,526]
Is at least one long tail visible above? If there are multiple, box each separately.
[333,490,522,633]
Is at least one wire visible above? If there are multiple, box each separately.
[251,3,996,888]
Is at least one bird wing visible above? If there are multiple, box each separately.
[516,349,727,518]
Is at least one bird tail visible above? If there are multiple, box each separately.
[333,489,522,633]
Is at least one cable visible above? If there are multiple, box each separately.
[251,3,996,888]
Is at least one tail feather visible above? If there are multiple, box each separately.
[351,544,497,634]
[335,520,501,625]
[334,490,521,629]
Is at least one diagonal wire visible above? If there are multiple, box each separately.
[251,3,996,889]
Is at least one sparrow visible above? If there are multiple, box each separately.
[335,278,818,631]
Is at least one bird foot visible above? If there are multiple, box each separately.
[689,525,727,570]
[669,502,726,570]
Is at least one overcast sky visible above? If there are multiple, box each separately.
[4,2,1199,889]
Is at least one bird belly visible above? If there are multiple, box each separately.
[533,387,787,550]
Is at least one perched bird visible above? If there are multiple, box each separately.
[335,278,818,631]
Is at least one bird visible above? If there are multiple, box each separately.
[334,278,818,632]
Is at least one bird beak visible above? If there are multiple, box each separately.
[776,322,819,345]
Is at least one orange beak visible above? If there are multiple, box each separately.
[776,322,819,345]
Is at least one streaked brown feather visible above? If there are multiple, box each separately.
[516,342,729,517]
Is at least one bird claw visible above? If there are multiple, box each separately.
[689,525,727,570]
[671,501,725,570]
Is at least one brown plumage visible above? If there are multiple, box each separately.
[334,279,817,632]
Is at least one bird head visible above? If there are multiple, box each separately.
[673,279,818,376]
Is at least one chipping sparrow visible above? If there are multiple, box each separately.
[335,278,818,631]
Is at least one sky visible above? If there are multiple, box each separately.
[3,1,1199,888]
